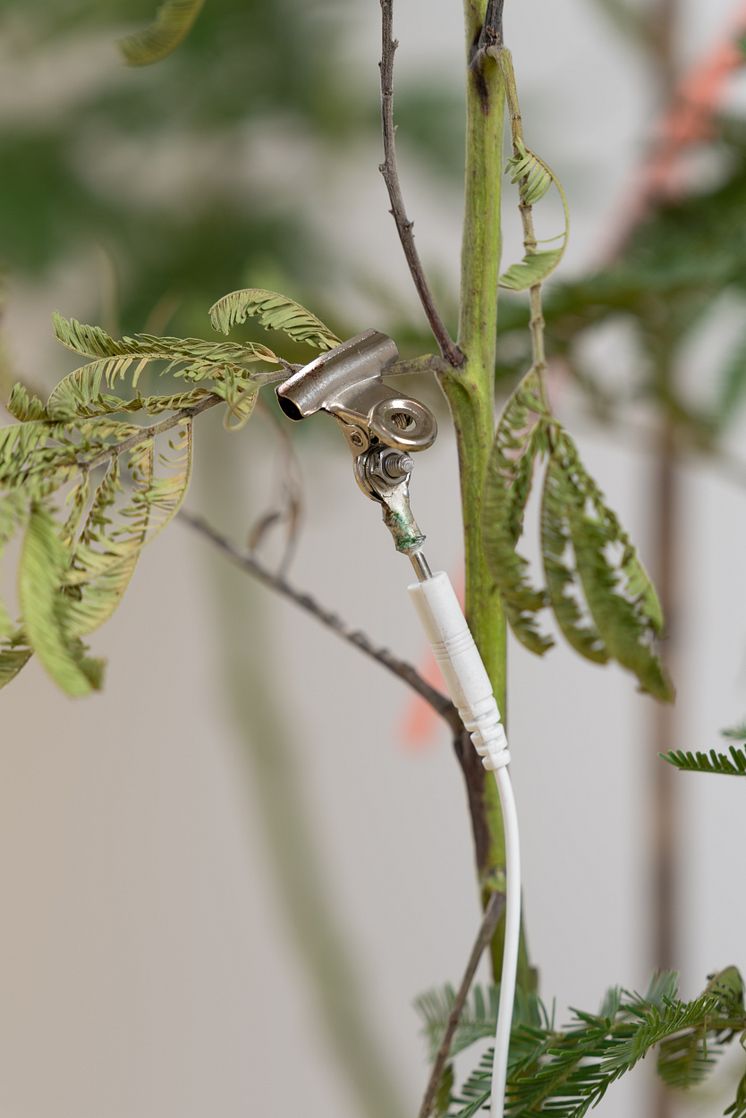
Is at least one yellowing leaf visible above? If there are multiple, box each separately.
[209,288,340,350]
[19,507,101,696]
[119,0,205,66]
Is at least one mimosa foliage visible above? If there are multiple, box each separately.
[483,55,670,698]
[499,140,570,293]
[418,970,746,1118]
[210,289,341,351]
[0,290,337,694]
[483,368,672,700]
[663,742,746,777]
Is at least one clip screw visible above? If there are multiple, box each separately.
[363,446,413,492]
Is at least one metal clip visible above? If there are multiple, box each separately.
[276,330,437,555]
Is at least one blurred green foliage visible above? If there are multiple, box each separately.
[0,0,461,354]
[0,1,345,329]
[496,115,746,440]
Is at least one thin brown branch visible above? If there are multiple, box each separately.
[378,0,464,369]
[471,0,504,64]
[178,508,461,731]
[80,393,221,471]
[418,890,506,1118]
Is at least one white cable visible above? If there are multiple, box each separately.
[408,570,521,1118]
[491,765,521,1118]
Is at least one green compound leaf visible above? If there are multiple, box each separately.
[451,970,746,1118]
[64,452,152,639]
[0,644,33,687]
[540,454,608,664]
[210,370,260,431]
[505,139,553,206]
[726,1069,746,1118]
[483,369,552,655]
[0,487,35,689]
[53,313,276,367]
[552,430,673,700]
[0,420,64,490]
[209,288,340,351]
[119,0,206,66]
[0,492,28,637]
[4,403,195,693]
[6,382,47,422]
[662,744,746,777]
[65,421,193,637]
[49,313,277,421]
[0,301,279,695]
[484,382,671,697]
[499,142,570,293]
[19,506,103,696]
[416,982,545,1063]
[500,248,565,293]
[657,968,744,1090]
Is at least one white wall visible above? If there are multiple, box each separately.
[1,2,745,1116]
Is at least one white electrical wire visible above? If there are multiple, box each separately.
[490,765,521,1117]
[408,570,521,1118]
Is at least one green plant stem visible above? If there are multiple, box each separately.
[440,2,532,991]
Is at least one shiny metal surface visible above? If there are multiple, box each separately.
[275,331,438,556]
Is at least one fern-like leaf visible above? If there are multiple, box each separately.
[49,314,277,421]
[0,419,72,492]
[500,249,566,293]
[506,140,553,206]
[19,506,104,696]
[6,382,47,422]
[209,288,340,350]
[553,430,673,700]
[53,314,277,367]
[210,370,260,431]
[452,971,746,1118]
[662,744,746,776]
[499,143,570,292]
[540,455,608,664]
[483,369,552,655]
[483,389,670,696]
[0,492,28,636]
[65,421,193,638]
[0,299,287,694]
[416,983,546,1063]
[726,1070,746,1118]
[0,643,33,687]
[119,0,205,66]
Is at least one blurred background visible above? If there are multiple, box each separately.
[1,0,746,1115]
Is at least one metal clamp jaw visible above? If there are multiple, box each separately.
[276,330,437,555]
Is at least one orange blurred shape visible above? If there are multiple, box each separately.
[649,11,746,197]
[400,572,464,749]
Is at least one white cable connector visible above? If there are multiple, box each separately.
[408,570,520,1118]
[408,571,510,772]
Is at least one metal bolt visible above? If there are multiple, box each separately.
[382,451,413,482]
